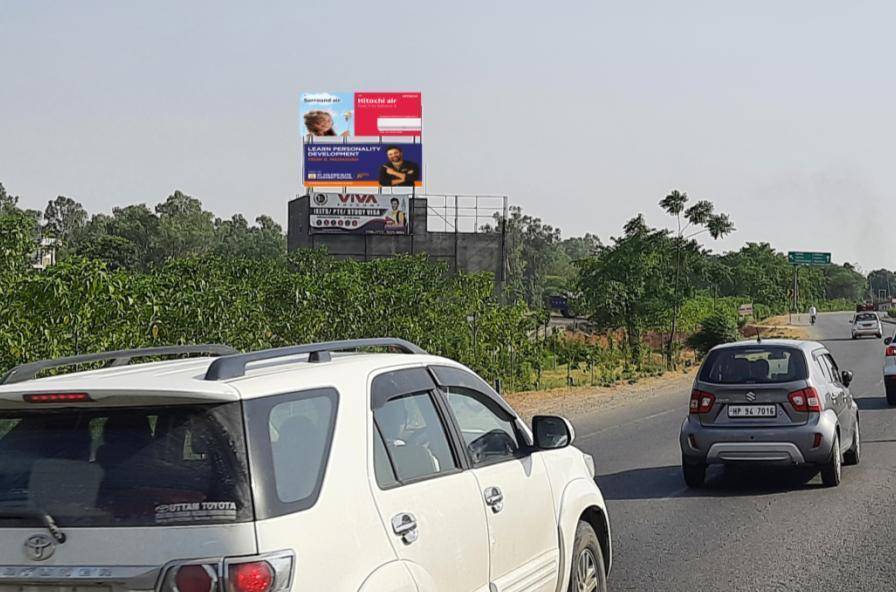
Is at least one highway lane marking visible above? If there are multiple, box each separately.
[578,408,681,442]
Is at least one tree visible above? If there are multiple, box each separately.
[213,214,286,260]
[154,190,216,261]
[659,190,734,366]
[577,215,675,366]
[43,196,87,245]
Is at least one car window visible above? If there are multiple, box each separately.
[815,355,833,383]
[373,392,457,485]
[699,347,807,384]
[856,313,877,322]
[444,386,521,466]
[824,354,841,384]
[268,395,336,504]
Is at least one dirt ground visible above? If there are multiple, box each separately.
[505,314,810,421]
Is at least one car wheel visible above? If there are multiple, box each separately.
[851,334,857,340]
[682,459,707,488]
[886,384,896,406]
[820,433,842,487]
[844,420,860,466]
[568,521,607,592]
[878,333,883,339]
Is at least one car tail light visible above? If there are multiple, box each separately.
[228,562,274,592]
[788,387,822,412]
[175,565,215,592]
[161,553,293,592]
[886,345,896,357]
[23,392,92,403]
[689,390,715,414]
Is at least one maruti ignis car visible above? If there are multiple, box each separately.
[680,339,859,488]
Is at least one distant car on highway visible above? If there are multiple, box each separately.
[547,293,577,318]
[680,339,859,488]
[851,311,883,340]
[0,340,612,592]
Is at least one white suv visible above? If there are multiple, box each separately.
[0,340,611,592]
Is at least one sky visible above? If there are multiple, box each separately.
[1,1,894,270]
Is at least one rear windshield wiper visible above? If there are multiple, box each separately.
[0,509,67,543]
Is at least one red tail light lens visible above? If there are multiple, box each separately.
[229,562,274,592]
[23,392,92,403]
[789,387,821,412]
[886,346,896,357]
[175,565,215,592]
[689,390,715,414]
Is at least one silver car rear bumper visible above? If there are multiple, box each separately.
[705,442,805,464]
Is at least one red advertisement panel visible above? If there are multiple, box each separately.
[354,92,422,137]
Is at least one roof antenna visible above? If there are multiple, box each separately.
[755,327,762,343]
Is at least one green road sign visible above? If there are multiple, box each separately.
[788,251,831,266]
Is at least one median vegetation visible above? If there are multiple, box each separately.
[0,181,881,392]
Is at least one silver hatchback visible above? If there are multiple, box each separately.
[680,339,859,488]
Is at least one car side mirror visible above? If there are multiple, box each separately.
[885,337,893,345]
[532,415,575,449]
[841,370,853,387]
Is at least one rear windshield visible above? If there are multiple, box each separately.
[0,403,252,527]
[856,313,878,321]
[699,347,808,384]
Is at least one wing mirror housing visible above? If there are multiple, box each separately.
[841,370,854,387]
[532,415,575,450]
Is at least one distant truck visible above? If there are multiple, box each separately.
[547,294,576,318]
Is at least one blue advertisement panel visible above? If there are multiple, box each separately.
[303,143,423,187]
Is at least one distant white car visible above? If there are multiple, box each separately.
[0,340,611,592]
[852,312,882,339]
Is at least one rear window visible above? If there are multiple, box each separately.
[0,403,252,527]
[699,347,808,384]
[856,313,878,321]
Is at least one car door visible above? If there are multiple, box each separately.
[431,366,560,592]
[368,368,491,592]
[823,352,855,442]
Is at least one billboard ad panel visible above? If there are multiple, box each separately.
[300,92,421,138]
[303,142,422,187]
[309,192,410,234]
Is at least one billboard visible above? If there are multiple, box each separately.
[300,92,422,138]
[309,192,410,234]
[303,142,423,187]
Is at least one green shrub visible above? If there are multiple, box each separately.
[687,311,740,356]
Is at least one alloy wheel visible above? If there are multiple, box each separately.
[574,548,599,592]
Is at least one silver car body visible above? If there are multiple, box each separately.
[681,339,858,468]
[852,312,882,339]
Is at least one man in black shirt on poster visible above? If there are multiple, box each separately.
[378,145,420,187]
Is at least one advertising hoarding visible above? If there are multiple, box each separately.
[300,92,422,138]
[303,142,423,187]
[309,192,410,234]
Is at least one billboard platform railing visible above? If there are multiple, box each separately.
[423,194,508,234]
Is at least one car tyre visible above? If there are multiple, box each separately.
[887,384,896,406]
[844,420,860,466]
[820,433,842,487]
[568,521,608,592]
[682,459,707,488]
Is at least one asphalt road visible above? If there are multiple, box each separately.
[572,312,896,591]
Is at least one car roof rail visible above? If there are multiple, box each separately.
[203,338,427,381]
[1,344,239,385]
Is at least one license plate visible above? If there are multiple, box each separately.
[728,404,776,418]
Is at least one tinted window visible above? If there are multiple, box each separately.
[244,388,338,519]
[823,355,841,384]
[815,355,834,382]
[856,313,878,322]
[269,395,336,503]
[0,404,252,527]
[444,387,521,466]
[699,347,808,384]
[374,392,457,484]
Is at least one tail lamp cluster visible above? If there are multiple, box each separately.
[886,345,896,357]
[787,387,822,412]
[160,552,293,592]
[689,390,715,414]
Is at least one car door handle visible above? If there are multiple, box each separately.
[484,486,504,513]
[391,513,418,544]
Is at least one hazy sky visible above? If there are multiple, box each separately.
[2,1,894,270]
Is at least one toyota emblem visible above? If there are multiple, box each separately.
[24,534,56,561]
